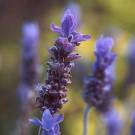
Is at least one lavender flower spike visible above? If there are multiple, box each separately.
[32,9,90,135]
[83,36,116,108]
[18,22,39,135]
[36,9,90,114]
[82,36,116,135]
[21,22,39,86]
[29,109,64,135]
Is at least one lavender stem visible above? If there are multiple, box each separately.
[38,126,41,135]
[83,105,91,135]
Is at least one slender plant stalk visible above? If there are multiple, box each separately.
[83,105,91,135]
[38,126,41,135]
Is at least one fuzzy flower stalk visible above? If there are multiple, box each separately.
[18,23,40,135]
[82,36,116,135]
[30,10,90,135]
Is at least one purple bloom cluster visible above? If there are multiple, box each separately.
[18,23,40,135]
[19,22,40,107]
[36,9,90,114]
[83,36,116,112]
[103,109,122,135]
[21,23,39,86]
[29,109,64,135]
[29,9,90,135]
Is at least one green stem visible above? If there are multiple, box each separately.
[83,105,91,135]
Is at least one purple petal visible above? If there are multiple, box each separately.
[55,37,74,52]
[55,37,68,45]
[61,9,77,37]
[29,118,41,126]
[95,36,114,54]
[54,124,60,135]
[50,23,62,35]
[107,53,117,65]
[53,114,64,124]
[63,43,74,52]
[73,33,91,43]
[66,53,81,61]
[42,109,54,130]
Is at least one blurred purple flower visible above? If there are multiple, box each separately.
[50,9,90,44]
[94,36,116,71]
[103,109,122,135]
[21,22,39,86]
[29,109,64,135]
[121,39,135,97]
[83,36,116,112]
[18,22,40,135]
[22,23,39,59]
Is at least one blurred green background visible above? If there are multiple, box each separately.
[0,0,135,134]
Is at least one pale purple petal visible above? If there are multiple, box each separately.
[73,33,91,42]
[66,53,81,61]
[42,109,54,130]
[50,23,62,35]
[61,9,77,37]
[29,118,41,126]
[54,125,60,135]
[53,114,64,124]
[107,53,117,65]
[95,36,114,54]
[55,37,68,45]
[63,43,74,52]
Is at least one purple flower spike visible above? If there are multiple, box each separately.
[19,22,40,135]
[30,9,91,135]
[37,9,90,113]
[83,36,116,112]
[29,109,64,135]
[21,22,39,86]
[50,9,90,45]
